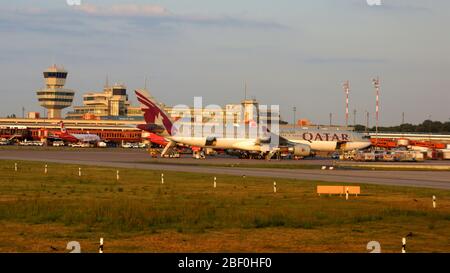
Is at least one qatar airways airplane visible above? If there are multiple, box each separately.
[279,127,372,152]
[135,89,371,159]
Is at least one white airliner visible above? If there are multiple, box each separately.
[135,89,371,159]
[279,128,372,153]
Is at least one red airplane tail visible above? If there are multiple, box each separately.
[60,121,67,133]
[135,89,174,136]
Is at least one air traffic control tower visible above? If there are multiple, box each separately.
[36,65,75,119]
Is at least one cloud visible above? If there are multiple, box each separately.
[0,9,92,36]
[304,57,387,64]
[72,3,287,30]
[169,14,286,29]
[0,4,287,35]
[75,4,169,17]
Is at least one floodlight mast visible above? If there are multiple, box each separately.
[343,81,350,127]
[372,77,380,148]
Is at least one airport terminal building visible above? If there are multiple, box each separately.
[66,83,143,120]
[1,65,283,144]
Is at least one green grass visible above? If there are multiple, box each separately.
[136,159,450,171]
[0,159,449,252]
[135,159,325,170]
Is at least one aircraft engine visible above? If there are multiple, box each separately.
[289,144,311,156]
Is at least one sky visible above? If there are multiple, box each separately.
[0,0,449,126]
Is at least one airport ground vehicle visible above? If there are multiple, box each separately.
[148,148,160,158]
[166,153,180,158]
[193,150,206,159]
[122,143,133,148]
[0,139,11,145]
[19,140,44,146]
[122,142,146,148]
[395,150,425,162]
[69,142,91,148]
[359,152,376,161]
[130,143,140,148]
[97,141,107,148]
[162,151,180,158]
[352,150,425,162]
[340,150,357,160]
[138,143,147,148]
[331,152,340,159]
[441,149,450,160]
[374,150,385,161]
[52,141,65,147]
[382,151,396,162]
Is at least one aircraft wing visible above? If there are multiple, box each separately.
[276,133,292,146]
[137,123,166,134]
[46,135,63,141]
[263,129,297,147]
[264,130,313,157]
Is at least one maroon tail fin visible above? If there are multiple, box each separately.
[135,89,174,136]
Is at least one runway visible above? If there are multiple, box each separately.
[1,148,450,190]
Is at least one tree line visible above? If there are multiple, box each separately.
[354,120,450,133]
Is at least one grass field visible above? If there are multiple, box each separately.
[0,159,449,253]
[137,160,325,170]
[137,159,450,171]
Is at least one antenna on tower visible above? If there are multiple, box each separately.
[244,81,247,100]
[105,75,109,88]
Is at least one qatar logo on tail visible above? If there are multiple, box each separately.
[135,90,174,136]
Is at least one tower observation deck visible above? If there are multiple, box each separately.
[36,65,75,119]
